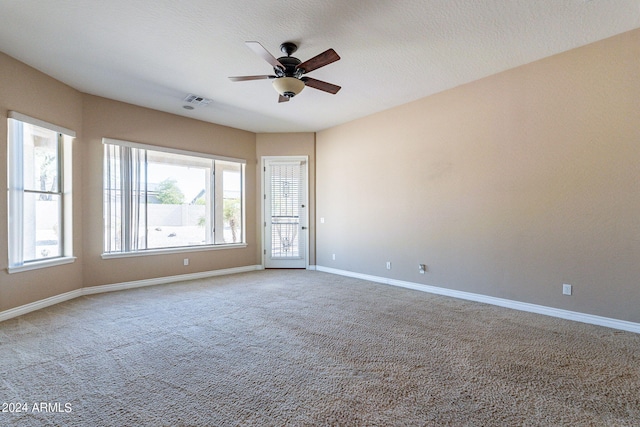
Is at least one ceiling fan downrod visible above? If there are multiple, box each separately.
[275,42,303,78]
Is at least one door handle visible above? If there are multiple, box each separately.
[301,226,307,230]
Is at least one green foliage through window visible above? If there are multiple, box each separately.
[155,178,185,205]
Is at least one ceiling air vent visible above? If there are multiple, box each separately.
[183,94,212,109]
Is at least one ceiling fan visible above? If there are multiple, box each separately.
[229,41,341,103]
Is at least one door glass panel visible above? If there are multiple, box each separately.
[270,163,301,259]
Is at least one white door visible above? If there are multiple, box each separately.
[263,158,308,268]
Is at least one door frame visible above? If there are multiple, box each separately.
[261,155,310,269]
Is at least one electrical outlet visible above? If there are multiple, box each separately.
[386,261,392,270]
[320,217,325,224]
[184,258,189,266]
[562,284,572,295]
[418,264,426,274]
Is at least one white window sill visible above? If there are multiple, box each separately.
[7,256,77,274]
[101,243,247,259]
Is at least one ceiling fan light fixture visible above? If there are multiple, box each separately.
[272,77,305,98]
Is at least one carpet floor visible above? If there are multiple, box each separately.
[0,270,639,426]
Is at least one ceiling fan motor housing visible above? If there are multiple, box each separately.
[274,56,303,78]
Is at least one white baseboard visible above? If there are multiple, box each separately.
[81,265,263,296]
[316,266,640,334]
[0,289,83,323]
[0,265,263,322]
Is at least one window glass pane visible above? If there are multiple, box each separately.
[23,192,61,261]
[219,162,243,244]
[104,145,123,252]
[23,123,59,193]
[129,148,147,251]
[103,140,245,254]
[147,152,210,249]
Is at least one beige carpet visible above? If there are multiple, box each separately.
[0,270,639,426]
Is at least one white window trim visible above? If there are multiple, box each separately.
[102,138,245,164]
[7,257,77,274]
[101,243,247,259]
[7,112,74,273]
[8,111,76,138]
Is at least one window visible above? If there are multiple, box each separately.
[103,139,245,255]
[7,112,75,272]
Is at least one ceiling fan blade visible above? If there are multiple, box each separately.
[278,95,290,103]
[296,48,340,74]
[245,41,284,70]
[228,75,275,82]
[301,77,341,94]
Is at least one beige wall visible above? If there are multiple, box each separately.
[256,133,316,265]
[82,95,257,287]
[316,29,640,323]
[0,52,85,310]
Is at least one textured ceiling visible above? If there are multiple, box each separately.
[1,0,639,133]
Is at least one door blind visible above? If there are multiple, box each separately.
[270,163,301,258]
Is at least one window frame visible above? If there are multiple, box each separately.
[7,111,75,273]
[101,138,246,258]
